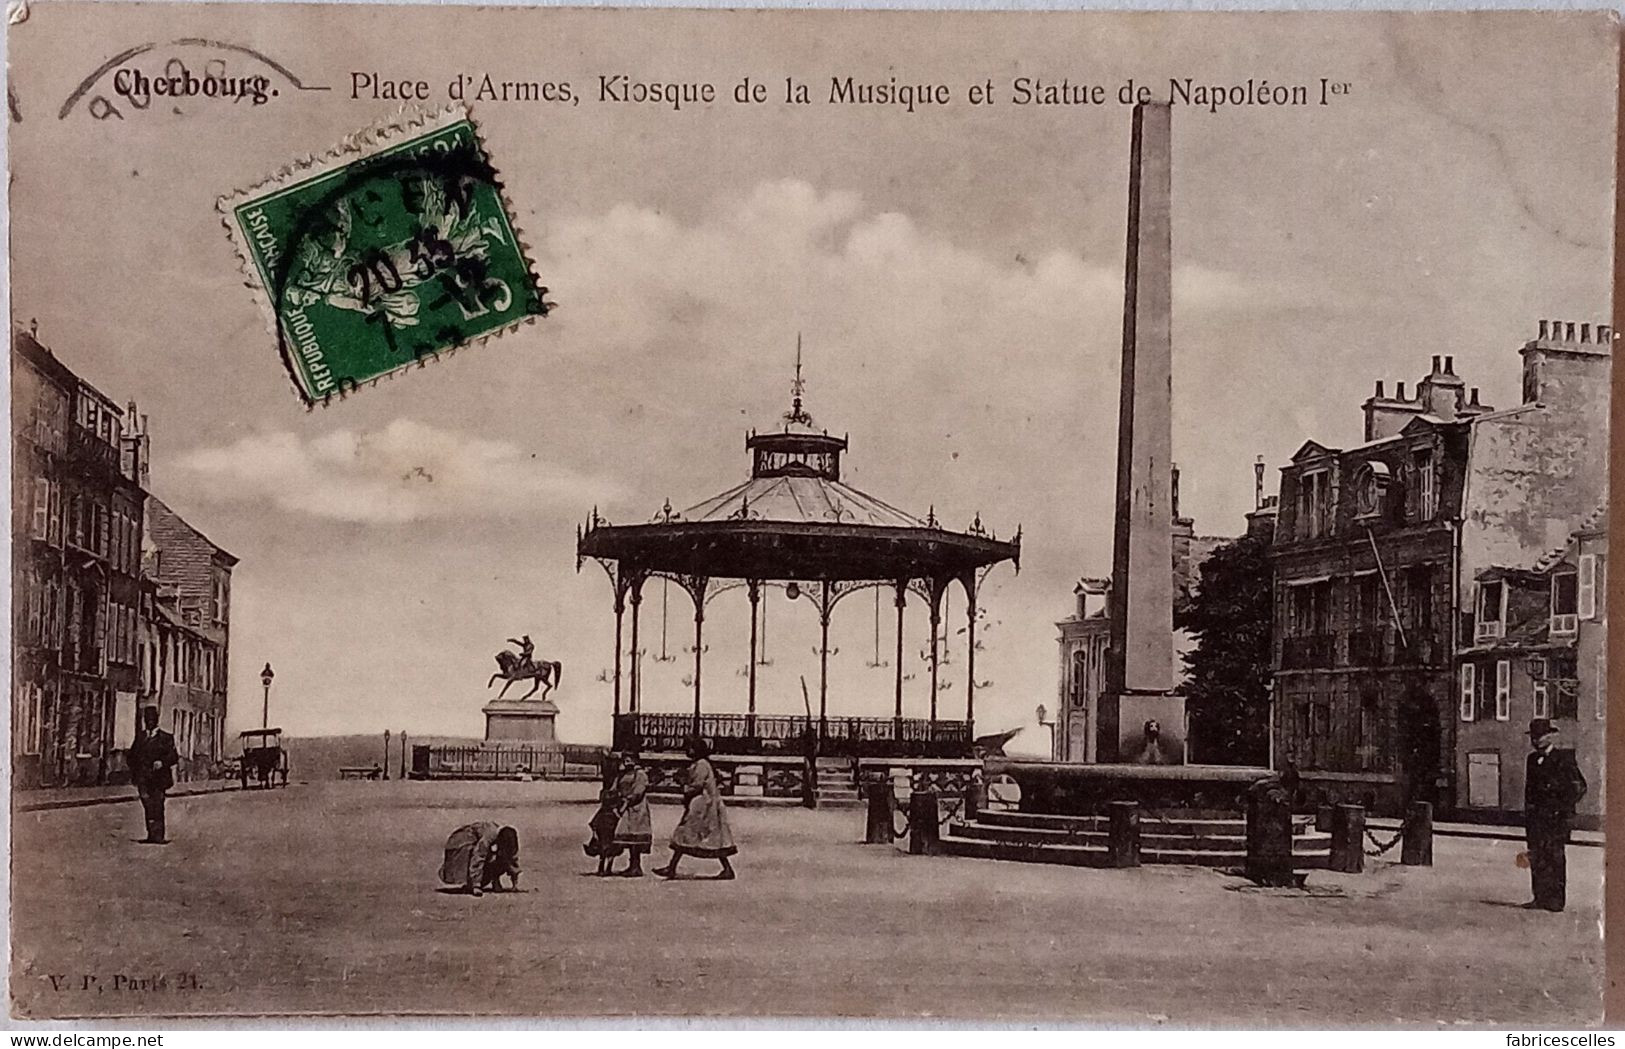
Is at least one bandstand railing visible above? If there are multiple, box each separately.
[614,712,972,759]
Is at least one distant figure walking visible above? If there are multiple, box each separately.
[127,706,179,845]
[441,822,522,896]
[653,738,737,880]
[1524,718,1587,912]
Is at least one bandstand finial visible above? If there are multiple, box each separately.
[786,334,813,427]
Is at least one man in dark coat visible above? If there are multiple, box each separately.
[1524,718,1587,912]
[127,706,179,844]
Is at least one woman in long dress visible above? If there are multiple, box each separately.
[653,738,736,880]
[609,752,653,877]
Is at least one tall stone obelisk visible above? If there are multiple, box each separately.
[1101,101,1185,765]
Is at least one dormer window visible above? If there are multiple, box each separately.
[1551,571,1579,636]
[1475,580,1506,641]
[1297,469,1331,539]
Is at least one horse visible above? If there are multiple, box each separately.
[489,650,563,700]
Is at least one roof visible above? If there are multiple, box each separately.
[682,474,925,529]
[1531,503,1609,573]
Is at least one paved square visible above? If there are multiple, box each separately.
[10,782,1602,1023]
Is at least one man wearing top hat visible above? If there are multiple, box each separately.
[1523,717,1587,912]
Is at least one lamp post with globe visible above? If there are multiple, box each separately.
[260,663,275,730]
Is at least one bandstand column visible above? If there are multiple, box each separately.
[628,575,645,716]
[928,581,944,725]
[893,580,907,739]
[818,581,833,743]
[611,586,626,718]
[962,573,978,737]
[747,580,761,737]
[690,581,708,733]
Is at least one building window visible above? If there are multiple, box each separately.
[1413,451,1436,520]
[1357,695,1379,772]
[1070,649,1087,708]
[1459,663,1476,722]
[1475,581,1506,641]
[1550,572,1579,636]
[1532,658,1550,720]
[213,575,229,625]
[1297,470,1331,539]
[1494,659,1511,721]
[1551,651,1579,719]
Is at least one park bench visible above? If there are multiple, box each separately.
[339,766,382,781]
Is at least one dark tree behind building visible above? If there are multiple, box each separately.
[1177,532,1272,766]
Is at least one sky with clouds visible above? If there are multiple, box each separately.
[9,8,1614,749]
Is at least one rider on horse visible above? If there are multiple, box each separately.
[507,635,537,676]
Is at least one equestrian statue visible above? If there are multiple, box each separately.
[489,634,563,701]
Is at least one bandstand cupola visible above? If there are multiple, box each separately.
[746,350,848,481]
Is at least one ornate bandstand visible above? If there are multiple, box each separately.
[576,358,1020,792]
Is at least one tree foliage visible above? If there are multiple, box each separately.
[1176,531,1272,766]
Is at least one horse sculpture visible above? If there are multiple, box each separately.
[489,649,563,701]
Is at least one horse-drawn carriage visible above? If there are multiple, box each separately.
[239,727,290,789]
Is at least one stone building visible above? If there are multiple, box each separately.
[1270,323,1610,816]
[141,492,237,779]
[11,330,147,788]
[1456,509,1606,825]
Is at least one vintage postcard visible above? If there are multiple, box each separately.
[5,5,1616,1026]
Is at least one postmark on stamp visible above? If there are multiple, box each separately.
[219,106,549,406]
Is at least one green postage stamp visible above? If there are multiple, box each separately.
[220,107,549,405]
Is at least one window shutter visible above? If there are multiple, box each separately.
[31,479,48,539]
[1460,664,1476,721]
[1495,660,1511,721]
[1578,554,1597,620]
[1533,659,1550,720]
[1599,653,1608,720]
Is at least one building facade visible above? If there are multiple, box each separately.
[11,331,147,787]
[1456,510,1606,825]
[1271,323,1610,816]
[142,494,237,779]
[12,330,237,789]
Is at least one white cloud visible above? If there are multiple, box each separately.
[174,418,626,524]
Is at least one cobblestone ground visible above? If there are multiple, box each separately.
[9,780,1603,1024]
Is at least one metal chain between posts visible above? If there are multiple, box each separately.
[1364,811,1410,857]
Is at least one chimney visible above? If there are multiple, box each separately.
[1581,323,1592,343]
[1430,355,1441,375]
[1470,387,1481,406]
[1539,319,1550,340]
[1396,381,1407,400]
[1444,355,1455,375]
[1254,454,1265,510]
[1374,380,1385,398]
[1565,321,1576,342]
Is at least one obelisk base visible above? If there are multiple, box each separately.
[1104,690,1187,765]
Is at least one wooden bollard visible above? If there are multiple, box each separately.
[1107,800,1141,868]
[865,779,896,844]
[1246,785,1295,886]
[908,790,940,855]
[1330,803,1366,874]
[801,756,817,810]
[1402,801,1434,866]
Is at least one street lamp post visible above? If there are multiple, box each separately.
[260,662,275,729]
[1036,704,1056,761]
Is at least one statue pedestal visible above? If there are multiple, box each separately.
[482,697,560,744]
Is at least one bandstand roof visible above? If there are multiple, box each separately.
[576,355,1020,583]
